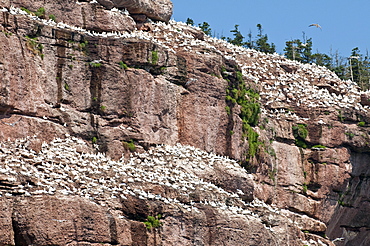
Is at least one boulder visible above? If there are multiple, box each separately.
[97,0,173,22]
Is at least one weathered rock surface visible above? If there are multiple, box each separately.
[0,137,332,246]
[2,0,136,32]
[97,0,173,22]
[0,1,369,245]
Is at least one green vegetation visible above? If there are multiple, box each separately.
[311,145,327,149]
[268,168,277,182]
[64,83,70,91]
[143,214,162,229]
[225,106,231,115]
[92,137,98,144]
[227,25,245,46]
[283,34,331,67]
[34,7,46,18]
[226,71,260,127]
[302,183,308,194]
[186,18,211,36]
[22,7,54,21]
[293,124,308,139]
[345,132,355,139]
[227,24,276,54]
[292,124,308,148]
[224,67,261,162]
[122,139,136,152]
[78,40,89,55]
[151,51,159,65]
[337,110,345,122]
[90,62,101,68]
[79,40,88,49]
[185,18,370,90]
[25,36,44,58]
[100,105,106,111]
[244,124,261,160]
[119,61,128,69]
[20,7,32,15]
[1,30,13,37]
[254,24,276,54]
[283,37,370,89]
[48,14,56,22]
[358,121,366,127]
[198,22,212,36]
[265,145,276,157]
[186,18,194,26]
[337,200,345,206]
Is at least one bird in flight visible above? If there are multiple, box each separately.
[309,23,322,30]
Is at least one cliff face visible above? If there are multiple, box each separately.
[0,1,369,245]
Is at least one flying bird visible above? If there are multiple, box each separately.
[309,23,322,30]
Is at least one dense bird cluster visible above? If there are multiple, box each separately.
[3,5,368,120]
[0,136,277,222]
[0,5,339,245]
[0,135,328,244]
[148,19,368,121]
[149,21,369,121]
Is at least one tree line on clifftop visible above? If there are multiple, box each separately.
[186,18,370,91]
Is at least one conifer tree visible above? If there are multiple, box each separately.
[348,47,370,90]
[349,47,362,84]
[284,39,303,62]
[227,25,245,46]
[301,38,313,63]
[312,53,332,68]
[245,31,255,49]
[198,22,212,36]
[329,50,347,80]
[186,18,194,26]
[254,24,276,54]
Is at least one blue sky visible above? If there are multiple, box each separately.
[171,0,370,58]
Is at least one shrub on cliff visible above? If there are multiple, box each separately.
[35,7,46,18]
[224,67,261,163]
[292,124,308,148]
[144,214,162,229]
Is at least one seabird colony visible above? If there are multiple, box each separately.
[0,5,336,244]
[3,5,368,123]
[0,135,285,228]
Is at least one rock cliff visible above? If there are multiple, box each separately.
[0,0,369,245]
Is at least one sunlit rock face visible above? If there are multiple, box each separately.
[326,152,370,246]
[0,137,331,246]
[97,0,173,22]
[0,1,369,245]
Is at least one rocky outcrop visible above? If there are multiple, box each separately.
[326,151,370,246]
[97,0,173,22]
[0,137,333,246]
[2,0,136,32]
[0,1,369,245]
